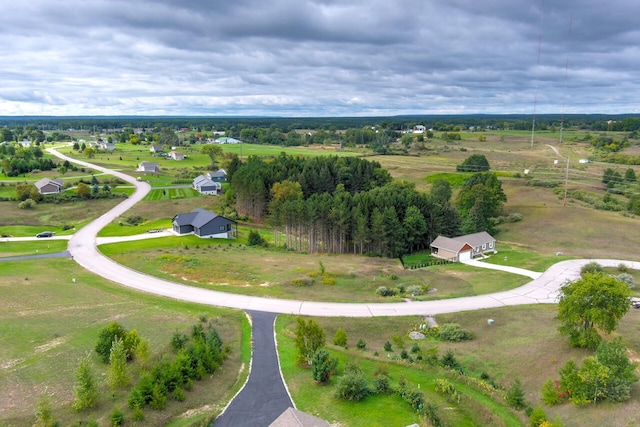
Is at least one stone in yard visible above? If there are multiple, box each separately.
[409,331,426,340]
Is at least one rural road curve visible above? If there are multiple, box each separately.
[45,147,640,317]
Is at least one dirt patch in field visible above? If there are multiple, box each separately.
[35,337,66,354]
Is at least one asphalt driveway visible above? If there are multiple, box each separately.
[214,310,293,427]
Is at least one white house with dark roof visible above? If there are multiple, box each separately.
[34,178,64,195]
[193,175,222,195]
[430,231,496,262]
[150,145,164,153]
[137,161,159,173]
[172,208,236,238]
[169,151,185,160]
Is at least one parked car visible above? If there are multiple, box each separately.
[631,299,640,309]
[36,231,54,238]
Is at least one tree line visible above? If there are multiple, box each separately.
[228,154,505,257]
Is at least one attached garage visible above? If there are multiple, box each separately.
[458,249,472,262]
[430,233,495,262]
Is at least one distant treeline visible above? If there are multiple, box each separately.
[1,114,639,133]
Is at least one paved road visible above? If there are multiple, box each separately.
[0,250,71,262]
[214,311,293,427]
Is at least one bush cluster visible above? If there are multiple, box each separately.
[128,323,227,411]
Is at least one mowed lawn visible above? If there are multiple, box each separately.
[0,258,249,426]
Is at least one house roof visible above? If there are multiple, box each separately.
[268,407,330,427]
[209,169,227,178]
[430,231,495,253]
[151,145,163,150]
[430,235,469,253]
[139,161,159,167]
[34,178,64,190]
[453,231,495,247]
[173,208,235,229]
[193,175,220,188]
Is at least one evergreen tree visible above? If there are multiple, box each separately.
[294,318,326,366]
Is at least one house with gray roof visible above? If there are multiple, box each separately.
[34,178,64,195]
[172,208,236,238]
[193,175,222,195]
[137,161,159,173]
[430,231,496,262]
[268,407,330,427]
[207,169,227,182]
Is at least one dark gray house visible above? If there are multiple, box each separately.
[172,208,236,239]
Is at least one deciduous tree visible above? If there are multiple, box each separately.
[294,317,326,366]
[73,354,99,411]
[557,273,631,349]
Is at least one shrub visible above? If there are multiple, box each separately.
[110,408,124,427]
[616,273,635,289]
[440,350,462,372]
[95,322,127,363]
[580,262,603,275]
[411,343,420,353]
[311,349,338,383]
[438,323,473,342]
[291,277,313,287]
[529,406,548,427]
[383,341,393,352]
[321,274,336,285]
[356,339,366,350]
[334,371,370,401]
[406,285,424,296]
[541,379,562,405]
[18,198,36,209]
[124,215,144,226]
[333,327,347,348]
[247,229,265,246]
[373,375,391,394]
[376,286,397,297]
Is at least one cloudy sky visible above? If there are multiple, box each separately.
[1,0,638,117]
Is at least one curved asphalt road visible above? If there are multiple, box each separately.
[214,311,293,427]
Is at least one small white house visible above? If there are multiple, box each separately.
[169,151,185,161]
[138,162,159,173]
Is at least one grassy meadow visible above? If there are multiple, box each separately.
[276,304,640,427]
[0,258,250,426]
[98,238,529,302]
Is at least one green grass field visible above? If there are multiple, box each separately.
[98,237,529,302]
[0,258,250,426]
[0,240,68,257]
[276,314,524,426]
[143,187,200,201]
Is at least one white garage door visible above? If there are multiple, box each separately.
[459,250,472,261]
